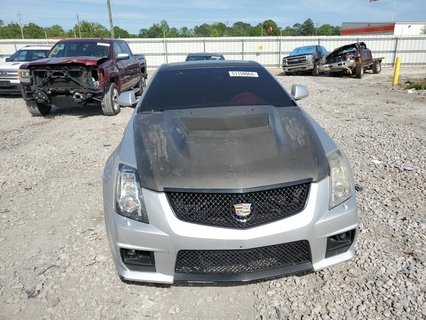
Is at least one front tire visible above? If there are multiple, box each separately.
[372,61,381,74]
[355,63,364,79]
[101,83,120,116]
[312,62,320,76]
[135,74,146,97]
[26,100,51,116]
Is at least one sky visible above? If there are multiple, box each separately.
[2,0,426,34]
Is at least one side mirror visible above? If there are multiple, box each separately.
[291,84,309,101]
[117,91,138,107]
[5,57,10,62]
[116,53,129,61]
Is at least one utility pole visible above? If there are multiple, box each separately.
[18,13,24,39]
[76,13,82,37]
[107,0,115,38]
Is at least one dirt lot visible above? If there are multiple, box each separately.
[0,67,425,320]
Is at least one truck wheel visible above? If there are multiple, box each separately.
[372,61,381,74]
[136,75,146,96]
[355,63,364,79]
[312,62,320,76]
[26,100,52,116]
[101,83,120,116]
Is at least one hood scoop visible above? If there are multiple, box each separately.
[180,113,269,131]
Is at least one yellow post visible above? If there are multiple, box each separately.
[393,57,401,86]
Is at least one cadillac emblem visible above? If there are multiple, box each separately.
[233,203,252,218]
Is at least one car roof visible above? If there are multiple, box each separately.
[56,38,115,43]
[20,45,52,50]
[159,60,261,71]
[187,52,223,57]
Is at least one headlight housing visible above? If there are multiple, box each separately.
[328,150,354,209]
[18,69,31,84]
[306,55,313,62]
[115,164,148,223]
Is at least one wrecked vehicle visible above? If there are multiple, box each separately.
[19,38,147,116]
[318,42,383,78]
[282,45,328,76]
[0,45,51,94]
[103,60,359,284]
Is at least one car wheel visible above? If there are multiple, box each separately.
[312,62,320,76]
[101,82,121,116]
[355,63,364,79]
[26,100,52,116]
[372,61,381,74]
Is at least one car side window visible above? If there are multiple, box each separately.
[118,41,132,56]
[113,42,123,57]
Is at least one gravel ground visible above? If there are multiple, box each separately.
[0,67,425,320]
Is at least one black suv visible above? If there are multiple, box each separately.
[282,45,328,76]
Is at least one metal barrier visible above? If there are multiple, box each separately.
[1,35,425,68]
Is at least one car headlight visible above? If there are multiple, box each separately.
[18,69,31,84]
[306,55,313,62]
[115,164,148,223]
[328,150,354,209]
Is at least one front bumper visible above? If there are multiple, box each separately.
[0,78,21,94]
[283,62,315,73]
[104,177,358,284]
[318,59,356,74]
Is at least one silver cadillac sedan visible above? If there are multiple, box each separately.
[103,60,359,284]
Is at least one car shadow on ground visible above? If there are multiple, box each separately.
[46,105,106,118]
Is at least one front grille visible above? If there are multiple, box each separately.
[286,56,307,66]
[175,240,311,275]
[32,65,95,89]
[166,182,310,229]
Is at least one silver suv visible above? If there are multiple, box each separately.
[0,45,51,94]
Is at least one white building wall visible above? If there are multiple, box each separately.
[394,23,426,36]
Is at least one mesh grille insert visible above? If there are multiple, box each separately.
[166,182,310,228]
[175,240,311,275]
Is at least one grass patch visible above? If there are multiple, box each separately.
[405,80,426,90]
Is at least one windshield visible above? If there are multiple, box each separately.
[186,55,224,61]
[290,46,317,56]
[8,49,49,62]
[139,65,296,112]
[332,44,358,56]
[48,41,110,58]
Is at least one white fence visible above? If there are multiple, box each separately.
[1,35,425,68]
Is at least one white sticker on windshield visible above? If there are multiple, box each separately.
[97,42,110,47]
[229,71,259,78]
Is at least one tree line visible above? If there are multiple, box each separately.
[0,18,340,39]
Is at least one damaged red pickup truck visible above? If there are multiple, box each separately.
[19,38,147,116]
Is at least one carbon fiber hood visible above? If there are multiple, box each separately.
[133,105,329,191]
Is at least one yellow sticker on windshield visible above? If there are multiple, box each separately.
[229,71,259,78]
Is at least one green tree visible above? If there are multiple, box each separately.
[23,22,45,38]
[0,22,22,38]
[280,26,298,36]
[178,27,193,37]
[300,18,315,36]
[262,20,279,36]
[209,23,226,37]
[113,26,131,38]
[46,24,66,38]
[193,23,211,37]
[74,20,109,38]
[316,24,339,35]
[229,21,251,36]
